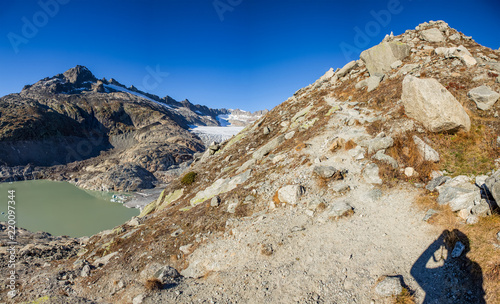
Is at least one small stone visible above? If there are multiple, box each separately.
[285,131,295,140]
[227,199,239,213]
[390,60,403,69]
[133,294,145,304]
[328,201,354,217]
[451,241,465,258]
[278,185,305,205]
[179,244,194,255]
[413,135,440,162]
[263,126,270,135]
[171,228,183,237]
[426,176,450,191]
[466,215,479,225]
[471,199,491,217]
[423,209,438,222]
[375,276,402,297]
[363,163,382,184]
[404,167,415,177]
[117,280,126,289]
[155,266,180,283]
[313,166,345,179]
[496,231,500,242]
[81,265,91,277]
[210,196,221,207]
[291,226,305,232]
[261,244,273,256]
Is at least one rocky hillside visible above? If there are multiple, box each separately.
[0,66,264,191]
[4,21,500,303]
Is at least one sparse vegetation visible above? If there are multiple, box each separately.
[145,278,162,291]
[181,171,197,185]
[393,288,416,304]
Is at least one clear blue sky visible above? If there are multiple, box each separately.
[0,0,499,112]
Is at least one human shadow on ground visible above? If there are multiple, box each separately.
[410,229,485,304]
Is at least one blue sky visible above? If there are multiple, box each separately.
[0,0,499,112]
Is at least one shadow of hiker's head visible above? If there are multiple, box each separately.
[443,229,470,253]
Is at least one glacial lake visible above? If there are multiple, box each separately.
[0,180,139,238]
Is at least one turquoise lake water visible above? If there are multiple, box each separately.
[0,180,139,237]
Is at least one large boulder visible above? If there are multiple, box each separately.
[434,45,476,67]
[467,86,500,111]
[402,75,471,132]
[485,170,500,206]
[420,28,445,43]
[360,42,410,76]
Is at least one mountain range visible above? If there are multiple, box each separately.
[0,65,266,191]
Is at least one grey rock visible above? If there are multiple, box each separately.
[227,199,239,213]
[253,135,285,160]
[155,266,180,283]
[496,231,500,242]
[337,60,358,77]
[402,75,471,132]
[420,28,445,42]
[451,241,465,258]
[307,196,327,211]
[390,60,403,69]
[368,189,383,201]
[466,214,479,225]
[437,186,480,211]
[278,185,305,205]
[426,175,451,191]
[263,126,270,135]
[423,209,439,222]
[413,135,440,162]
[375,276,402,297]
[468,86,500,111]
[331,182,350,193]
[210,196,221,207]
[328,201,354,217]
[80,264,91,277]
[360,41,410,76]
[93,251,118,267]
[485,169,500,204]
[435,45,476,67]
[471,199,491,217]
[355,75,384,92]
[363,163,382,184]
[313,166,345,179]
[367,74,384,92]
[133,294,145,304]
[360,134,394,154]
[372,150,398,168]
[475,175,488,187]
[171,228,183,237]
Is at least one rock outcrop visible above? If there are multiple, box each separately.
[360,41,410,76]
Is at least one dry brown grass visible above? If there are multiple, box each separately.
[414,191,500,302]
[144,278,162,291]
[393,288,416,304]
[461,215,500,303]
[344,139,357,150]
[427,125,499,176]
[383,132,439,184]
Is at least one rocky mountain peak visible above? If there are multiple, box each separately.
[63,65,97,85]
